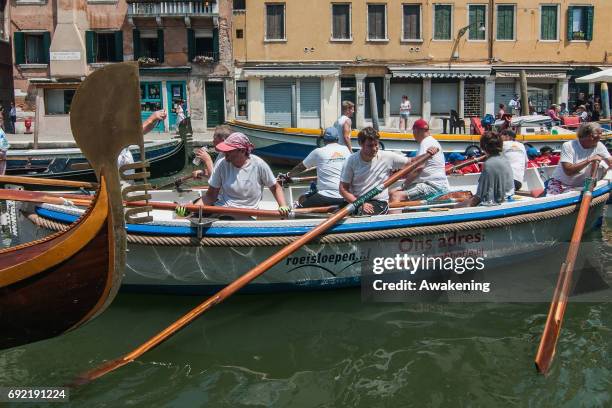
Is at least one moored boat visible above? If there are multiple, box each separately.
[3,138,186,185]
[228,120,581,165]
[15,167,611,295]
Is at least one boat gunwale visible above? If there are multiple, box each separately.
[31,181,611,238]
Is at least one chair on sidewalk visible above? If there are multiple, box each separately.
[450,110,466,134]
[470,117,485,136]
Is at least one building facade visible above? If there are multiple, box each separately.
[9,0,234,136]
[0,0,14,131]
[232,0,611,130]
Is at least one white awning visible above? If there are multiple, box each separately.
[243,68,340,79]
[496,71,567,79]
[575,68,612,83]
[390,66,491,79]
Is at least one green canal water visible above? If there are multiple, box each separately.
[1,167,611,407]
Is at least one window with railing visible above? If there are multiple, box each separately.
[567,5,593,41]
[187,28,219,62]
[133,29,164,63]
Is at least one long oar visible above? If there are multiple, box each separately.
[446,154,487,175]
[534,162,599,374]
[0,189,338,218]
[0,175,97,189]
[73,149,437,385]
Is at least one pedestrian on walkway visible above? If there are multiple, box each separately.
[9,102,17,134]
[399,95,411,132]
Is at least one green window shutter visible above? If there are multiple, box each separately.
[157,29,164,62]
[497,5,514,40]
[114,30,123,62]
[585,6,593,41]
[212,27,219,61]
[14,32,25,65]
[434,5,451,40]
[566,6,574,40]
[133,29,140,60]
[541,6,557,40]
[42,31,51,63]
[85,31,96,63]
[187,28,195,62]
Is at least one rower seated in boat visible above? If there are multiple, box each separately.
[282,126,350,208]
[198,132,290,217]
[340,127,415,215]
[461,131,515,207]
[500,129,527,191]
[192,124,232,179]
[546,123,611,195]
[389,119,449,203]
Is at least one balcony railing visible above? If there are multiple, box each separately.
[128,1,218,17]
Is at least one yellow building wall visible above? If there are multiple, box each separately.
[234,0,611,65]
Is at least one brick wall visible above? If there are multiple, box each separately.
[464,85,481,118]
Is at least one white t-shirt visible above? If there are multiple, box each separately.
[303,143,351,198]
[117,147,135,176]
[502,140,527,183]
[208,154,277,208]
[340,150,409,201]
[552,140,611,187]
[334,115,351,147]
[415,136,449,189]
[400,100,411,114]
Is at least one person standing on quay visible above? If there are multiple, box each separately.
[399,95,411,132]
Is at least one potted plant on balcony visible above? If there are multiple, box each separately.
[192,55,215,64]
[138,57,159,67]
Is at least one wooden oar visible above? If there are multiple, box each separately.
[0,189,338,218]
[534,162,599,374]
[73,149,437,385]
[446,154,487,175]
[0,175,97,189]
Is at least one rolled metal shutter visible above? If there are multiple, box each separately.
[265,79,294,127]
[299,79,321,119]
[495,83,515,112]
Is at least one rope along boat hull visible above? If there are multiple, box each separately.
[17,180,611,295]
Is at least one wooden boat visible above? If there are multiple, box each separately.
[15,166,611,295]
[0,62,143,349]
[228,120,581,165]
[3,138,185,184]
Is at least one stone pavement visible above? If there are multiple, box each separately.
[5,130,215,149]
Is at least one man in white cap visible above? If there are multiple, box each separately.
[201,132,290,216]
[282,126,351,207]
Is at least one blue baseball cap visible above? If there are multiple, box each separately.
[322,126,339,141]
[447,153,466,163]
[526,147,539,158]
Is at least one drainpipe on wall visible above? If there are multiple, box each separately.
[488,0,494,63]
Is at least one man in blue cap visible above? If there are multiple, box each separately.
[282,126,351,207]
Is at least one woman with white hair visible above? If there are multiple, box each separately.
[546,122,611,195]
